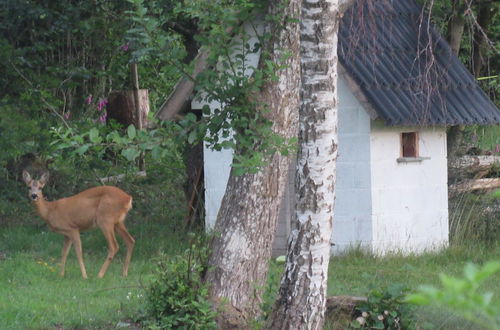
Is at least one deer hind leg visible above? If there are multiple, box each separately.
[97,223,119,278]
[115,222,135,277]
[67,231,88,279]
[60,236,73,277]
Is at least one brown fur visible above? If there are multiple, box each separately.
[23,170,135,279]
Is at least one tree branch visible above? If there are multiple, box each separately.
[9,61,72,130]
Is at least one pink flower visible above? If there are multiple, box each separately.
[85,95,93,105]
[121,43,129,51]
[98,112,107,123]
[97,98,108,112]
[85,94,92,104]
[495,145,500,154]
[63,112,71,119]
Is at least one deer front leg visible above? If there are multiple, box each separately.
[68,231,88,279]
[60,236,72,277]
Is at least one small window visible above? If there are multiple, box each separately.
[401,132,418,157]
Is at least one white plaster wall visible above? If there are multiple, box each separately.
[332,78,373,254]
[196,21,450,255]
[369,125,449,254]
[200,75,377,252]
[193,19,264,229]
[203,136,233,229]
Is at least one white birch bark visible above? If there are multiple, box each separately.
[268,0,340,329]
[204,0,301,328]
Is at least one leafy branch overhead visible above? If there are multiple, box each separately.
[406,261,500,330]
[49,122,185,164]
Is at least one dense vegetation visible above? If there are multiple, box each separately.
[0,0,498,329]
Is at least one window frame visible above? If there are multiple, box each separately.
[397,131,431,163]
[401,131,419,158]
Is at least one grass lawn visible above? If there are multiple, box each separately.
[1,219,499,329]
[0,219,190,329]
[324,245,500,329]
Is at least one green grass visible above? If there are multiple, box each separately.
[2,219,499,329]
[326,244,500,297]
[323,245,500,329]
[466,125,500,154]
[0,218,190,330]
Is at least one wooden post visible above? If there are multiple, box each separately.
[107,90,149,127]
[131,62,145,171]
[131,63,142,130]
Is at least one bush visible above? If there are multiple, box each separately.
[406,261,500,330]
[351,283,412,329]
[145,234,216,329]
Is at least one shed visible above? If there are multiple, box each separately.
[195,0,500,256]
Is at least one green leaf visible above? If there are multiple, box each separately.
[464,263,478,281]
[405,293,430,305]
[89,127,100,144]
[55,142,71,150]
[75,144,89,155]
[388,283,405,297]
[473,261,500,283]
[74,135,84,144]
[350,321,361,329]
[187,130,197,145]
[127,125,137,139]
[439,273,465,291]
[121,147,140,161]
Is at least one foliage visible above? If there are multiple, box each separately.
[448,192,499,246]
[406,261,500,330]
[0,104,50,168]
[0,0,181,116]
[423,0,499,106]
[0,104,52,219]
[1,218,498,330]
[1,0,127,115]
[175,0,297,174]
[350,283,412,329]
[49,120,185,170]
[145,233,217,329]
[463,124,500,155]
[248,260,282,328]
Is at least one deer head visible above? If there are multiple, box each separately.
[22,170,49,202]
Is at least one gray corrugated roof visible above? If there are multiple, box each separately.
[339,0,500,126]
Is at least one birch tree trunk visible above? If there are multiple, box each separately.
[203,1,301,328]
[267,0,340,329]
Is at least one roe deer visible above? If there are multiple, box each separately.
[22,170,135,279]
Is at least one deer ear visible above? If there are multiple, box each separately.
[39,172,50,186]
[22,170,32,186]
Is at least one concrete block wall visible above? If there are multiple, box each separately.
[331,78,373,254]
[369,125,449,253]
[198,58,450,256]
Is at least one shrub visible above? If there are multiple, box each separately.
[351,283,412,329]
[406,261,500,330]
[145,234,216,329]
